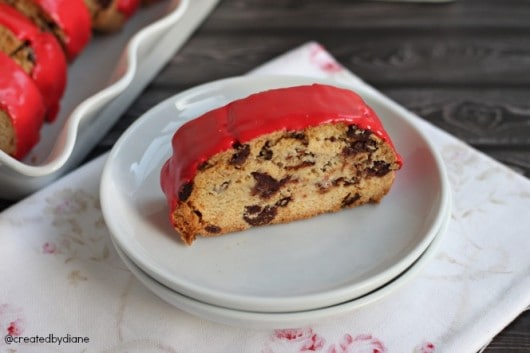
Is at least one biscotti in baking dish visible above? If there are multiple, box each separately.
[0,0,160,159]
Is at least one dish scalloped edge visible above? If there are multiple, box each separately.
[0,0,190,176]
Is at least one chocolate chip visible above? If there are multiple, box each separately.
[47,21,61,34]
[333,177,358,186]
[205,225,221,233]
[258,142,273,160]
[346,125,371,140]
[275,196,292,207]
[332,177,345,186]
[245,205,262,214]
[285,160,315,170]
[346,125,358,139]
[343,125,378,155]
[27,49,35,65]
[198,161,212,171]
[286,132,308,146]
[251,172,291,199]
[178,182,193,201]
[320,176,359,193]
[289,132,306,140]
[341,192,361,207]
[230,142,250,166]
[11,41,35,65]
[243,205,277,226]
[342,139,377,155]
[368,161,392,177]
[97,0,113,9]
[341,145,357,156]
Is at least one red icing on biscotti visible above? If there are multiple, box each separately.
[161,84,403,211]
[0,4,67,122]
[0,52,46,160]
[117,0,140,18]
[34,0,91,59]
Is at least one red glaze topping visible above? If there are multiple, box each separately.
[0,52,45,159]
[0,4,67,122]
[34,0,92,60]
[118,0,140,18]
[161,84,403,210]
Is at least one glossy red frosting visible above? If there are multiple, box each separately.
[0,52,46,160]
[34,0,92,60]
[0,4,67,122]
[161,84,403,210]
[117,0,140,18]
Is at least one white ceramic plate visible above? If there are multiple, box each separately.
[101,75,451,313]
[112,203,450,329]
[0,0,221,199]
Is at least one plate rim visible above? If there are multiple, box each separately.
[101,74,451,312]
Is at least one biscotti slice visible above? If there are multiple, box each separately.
[0,0,91,60]
[0,52,46,159]
[161,84,403,245]
[0,3,67,121]
[83,0,140,32]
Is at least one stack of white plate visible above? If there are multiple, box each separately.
[100,75,452,329]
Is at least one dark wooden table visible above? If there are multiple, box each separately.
[2,0,529,351]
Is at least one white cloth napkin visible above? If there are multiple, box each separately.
[1,42,529,353]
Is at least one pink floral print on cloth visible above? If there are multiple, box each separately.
[309,43,343,73]
[262,329,384,353]
[414,341,436,353]
[327,334,386,353]
[263,329,435,353]
[0,304,25,338]
[42,188,113,264]
[270,328,326,351]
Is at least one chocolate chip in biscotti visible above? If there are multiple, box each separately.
[285,160,315,171]
[346,125,371,140]
[343,125,378,155]
[198,160,212,171]
[243,205,277,226]
[245,205,262,215]
[341,192,361,208]
[275,196,292,207]
[178,182,193,201]
[318,176,359,194]
[342,139,378,156]
[11,41,36,66]
[288,131,308,143]
[251,172,292,199]
[368,160,392,177]
[230,141,250,167]
[96,0,113,8]
[205,225,221,234]
[258,141,273,160]
[332,177,359,187]
[288,149,315,169]
[0,26,34,72]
